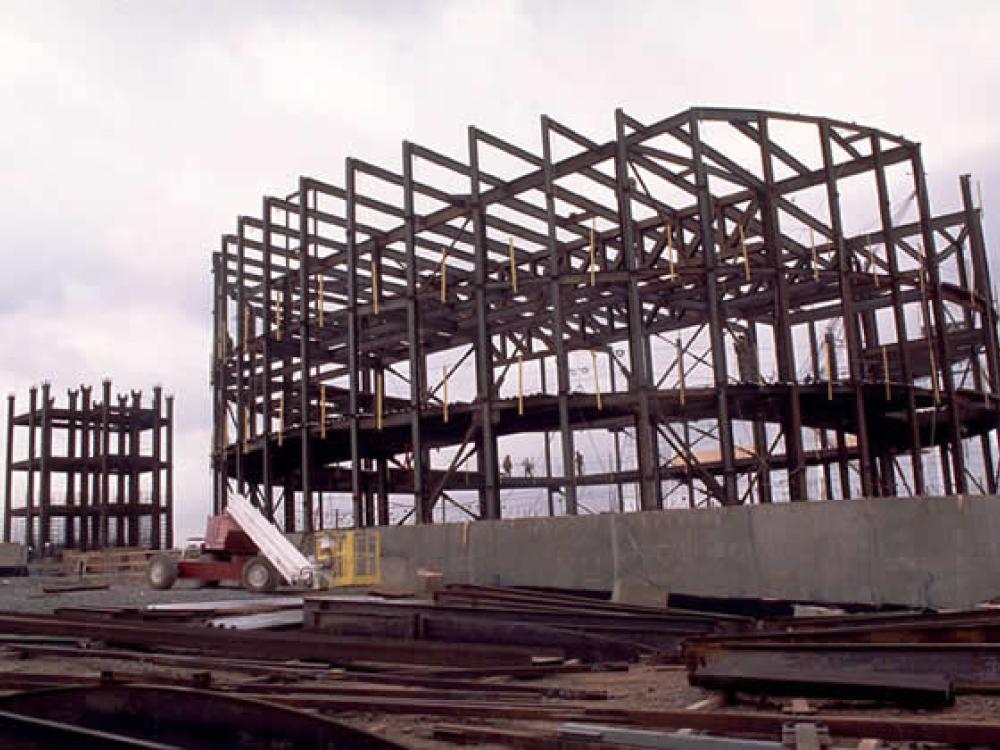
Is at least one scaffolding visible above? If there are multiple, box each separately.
[210,107,1000,530]
[3,380,173,550]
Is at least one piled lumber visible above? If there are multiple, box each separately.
[61,547,169,578]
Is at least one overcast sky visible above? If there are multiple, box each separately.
[1,0,998,541]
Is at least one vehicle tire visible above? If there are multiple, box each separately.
[147,554,178,590]
[241,556,279,593]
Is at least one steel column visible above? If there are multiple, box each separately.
[468,129,502,520]
[403,142,431,523]
[151,386,163,549]
[164,394,174,549]
[297,178,313,532]
[344,160,364,527]
[689,113,737,505]
[820,122,874,497]
[540,116,578,515]
[912,148,966,493]
[261,198,275,518]
[3,394,13,543]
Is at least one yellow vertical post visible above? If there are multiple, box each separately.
[929,345,940,405]
[590,349,602,411]
[816,429,827,501]
[278,393,285,447]
[810,228,819,282]
[915,250,940,406]
[219,296,229,359]
[275,291,283,341]
[882,346,891,400]
[969,257,976,305]
[508,238,518,293]
[242,406,249,453]
[868,236,879,288]
[317,274,325,327]
[243,305,249,352]
[739,226,750,282]
[442,365,449,424]
[589,218,596,287]
[517,354,524,416]
[827,340,834,402]
[320,384,327,439]
[666,221,676,279]
[440,250,448,303]
[371,261,380,315]
[676,339,685,407]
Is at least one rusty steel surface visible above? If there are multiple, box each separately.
[0,684,402,749]
[694,607,1000,644]
[304,587,733,661]
[0,610,556,667]
[685,640,1000,686]
[0,707,176,750]
[689,665,954,707]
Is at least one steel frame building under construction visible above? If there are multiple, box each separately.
[210,106,999,531]
[4,380,174,550]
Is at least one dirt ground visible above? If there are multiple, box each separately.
[334,665,710,749]
[0,649,710,749]
[5,645,998,749]
[0,572,285,614]
[1,574,997,747]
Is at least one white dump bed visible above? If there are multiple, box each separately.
[226,493,317,588]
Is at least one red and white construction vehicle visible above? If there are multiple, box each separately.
[147,493,317,593]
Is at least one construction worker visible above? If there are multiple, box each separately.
[502,454,513,478]
[575,450,585,476]
[522,457,535,478]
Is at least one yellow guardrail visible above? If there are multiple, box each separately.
[314,529,381,587]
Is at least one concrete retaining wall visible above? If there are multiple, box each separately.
[357,495,1000,609]
[0,543,28,575]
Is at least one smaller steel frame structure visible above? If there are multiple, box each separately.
[3,380,173,551]
[211,106,999,531]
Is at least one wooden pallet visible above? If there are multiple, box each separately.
[62,548,174,577]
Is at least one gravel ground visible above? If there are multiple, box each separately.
[336,664,712,749]
[0,573,300,614]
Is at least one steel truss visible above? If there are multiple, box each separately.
[210,107,1000,530]
[3,380,173,550]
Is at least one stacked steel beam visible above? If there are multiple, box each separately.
[304,583,746,662]
[3,589,1000,746]
[686,602,1000,710]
